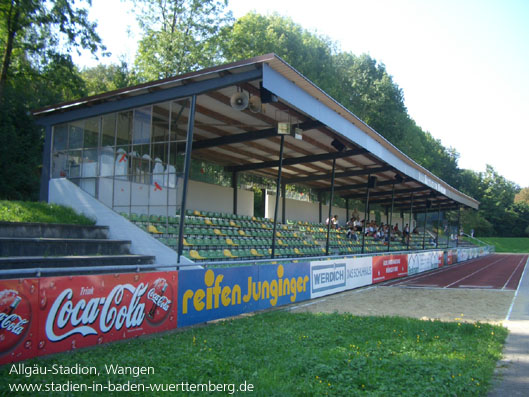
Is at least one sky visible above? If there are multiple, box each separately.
[74,0,529,188]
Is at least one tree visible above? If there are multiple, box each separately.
[515,187,529,205]
[0,0,104,104]
[80,61,134,96]
[133,0,232,81]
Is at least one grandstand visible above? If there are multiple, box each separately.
[34,53,479,266]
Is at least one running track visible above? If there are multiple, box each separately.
[386,254,528,291]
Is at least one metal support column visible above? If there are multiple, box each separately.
[456,205,461,248]
[177,95,196,263]
[387,183,395,252]
[271,135,285,259]
[318,192,323,223]
[436,203,441,249]
[281,183,286,224]
[361,176,371,255]
[407,193,414,251]
[422,208,428,250]
[232,171,238,215]
[325,157,337,256]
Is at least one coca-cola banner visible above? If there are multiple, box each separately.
[37,272,177,357]
[0,279,39,365]
[372,254,408,283]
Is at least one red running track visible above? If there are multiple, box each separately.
[386,254,528,290]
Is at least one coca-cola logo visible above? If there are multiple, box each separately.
[0,288,32,354]
[147,288,171,311]
[45,283,148,342]
[145,278,173,325]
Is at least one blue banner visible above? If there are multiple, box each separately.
[178,262,311,327]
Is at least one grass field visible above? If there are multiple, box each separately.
[478,237,529,253]
[0,200,95,225]
[1,311,507,396]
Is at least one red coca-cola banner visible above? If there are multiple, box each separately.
[0,279,39,365]
[38,272,177,357]
[372,254,408,283]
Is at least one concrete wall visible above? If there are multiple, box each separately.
[187,180,254,216]
[264,193,348,224]
[48,178,190,266]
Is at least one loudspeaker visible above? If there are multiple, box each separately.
[331,139,346,152]
[248,96,262,113]
[230,92,249,110]
[368,176,378,188]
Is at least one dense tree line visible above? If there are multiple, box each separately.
[1,1,527,236]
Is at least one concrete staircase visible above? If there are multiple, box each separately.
[0,222,155,277]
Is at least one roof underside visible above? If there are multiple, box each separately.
[34,54,478,212]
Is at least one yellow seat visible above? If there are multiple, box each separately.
[183,238,191,246]
[189,250,205,260]
[250,248,263,257]
[229,220,239,228]
[205,219,213,225]
[193,210,201,216]
[238,230,246,236]
[148,225,161,234]
[223,249,237,258]
[226,238,237,246]
[214,228,226,236]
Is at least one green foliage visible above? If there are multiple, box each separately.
[515,187,529,205]
[133,0,233,81]
[0,200,95,225]
[80,61,134,96]
[477,237,529,253]
[0,311,507,396]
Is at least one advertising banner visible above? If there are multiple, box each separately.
[38,272,177,357]
[345,257,373,290]
[457,248,469,262]
[178,263,310,327]
[408,251,443,275]
[372,254,408,283]
[0,279,39,365]
[310,260,347,298]
[446,250,457,266]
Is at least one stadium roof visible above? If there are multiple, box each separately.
[34,54,478,211]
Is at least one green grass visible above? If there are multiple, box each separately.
[1,311,507,396]
[0,200,95,225]
[478,237,529,253]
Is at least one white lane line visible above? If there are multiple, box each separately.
[506,255,529,321]
[289,299,326,311]
[502,255,527,290]
[388,255,491,287]
[444,256,505,288]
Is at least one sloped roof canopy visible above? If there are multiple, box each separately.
[35,54,478,211]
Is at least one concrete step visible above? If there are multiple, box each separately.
[0,254,155,269]
[0,237,131,257]
[0,222,109,239]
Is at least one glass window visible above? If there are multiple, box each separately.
[68,124,83,149]
[67,150,82,177]
[116,111,132,146]
[52,151,68,178]
[83,117,99,148]
[53,124,68,151]
[82,148,98,177]
[102,113,116,147]
[170,99,189,141]
[133,106,151,144]
[152,102,170,143]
